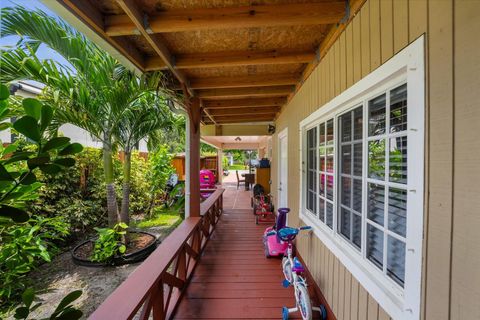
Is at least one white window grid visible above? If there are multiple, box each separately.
[306,127,317,215]
[302,81,409,291]
[337,105,363,250]
[364,84,408,288]
[317,120,335,228]
[298,37,424,320]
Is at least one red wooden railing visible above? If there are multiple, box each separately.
[89,188,225,320]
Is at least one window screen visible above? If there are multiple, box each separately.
[338,106,363,249]
[306,127,317,214]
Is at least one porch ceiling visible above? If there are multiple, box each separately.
[52,0,365,124]
[202,135,269,150]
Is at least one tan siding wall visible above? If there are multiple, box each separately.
[272,0,480,319]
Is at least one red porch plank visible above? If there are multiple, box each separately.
[173,208,299,319]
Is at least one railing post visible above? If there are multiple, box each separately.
[186,96,201,218]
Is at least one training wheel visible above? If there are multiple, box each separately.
[320,305,327,320]
[282,307,289,320]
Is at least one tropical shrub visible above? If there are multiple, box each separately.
[127,151,152,216]
[13,288,82,320]
[1,7,180,228]
[28,147,116,234]
[0,216,69,302]
[90,222,128,263]
[146,145,174,213]
[0,85,83,317]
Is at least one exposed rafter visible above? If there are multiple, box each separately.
[115,0,190,88]
[105,2,346,36]
[59,0,145,70]
[144,50,315,71]
[189,74,300,90]
[203,97,287,109]
[204,114,276,124]
[197,86,295,99]
[207,106,281,116]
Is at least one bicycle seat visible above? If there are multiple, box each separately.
[277,227,299,242]
[292,257,305,273]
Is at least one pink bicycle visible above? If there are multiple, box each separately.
[267,226,327,320]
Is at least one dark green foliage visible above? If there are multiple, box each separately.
[147,145,175,213]
[28,149,156,233]
[0,86,83,316]
[13,289,83,320]
[28,147,112,233]
[0,85,82,224]
[0,216,69,303]
[90,223,128,263]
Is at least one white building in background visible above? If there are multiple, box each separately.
[4,81,148,152]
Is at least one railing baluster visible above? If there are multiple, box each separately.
[89,189,224,320]
[152,281,164,320]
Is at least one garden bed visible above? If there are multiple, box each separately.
[71,231,157,267]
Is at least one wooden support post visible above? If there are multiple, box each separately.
[188,97,201,217]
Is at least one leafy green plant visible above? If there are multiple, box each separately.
[0,216,68,303]
[13,288,82,320]
[90,222,128,263]
[0,96,83,223]
[1,7,180,228]
[126,152,153,216]
[0,86,83,317]
[28,147,116,234]
[146,145,174,214]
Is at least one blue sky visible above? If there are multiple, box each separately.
[0,0,72,68]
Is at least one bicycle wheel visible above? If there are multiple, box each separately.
[282,257,293,284]
[296,284,312,320]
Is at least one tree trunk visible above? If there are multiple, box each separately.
[103,142,118,227]
[120,151,131,226]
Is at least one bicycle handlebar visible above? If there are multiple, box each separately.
[266,226,312,237]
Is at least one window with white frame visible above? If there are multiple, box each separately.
[299,37,424,320]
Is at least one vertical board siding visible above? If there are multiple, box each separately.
[392,0,409,53]
[346,23,354,88]
[352,16,362,83]
[424,1,453,319]
[273,0,479,319]
[451,1,480,319]
[380,0,393,63]
[369,0,381,69]
[360,5,371,77]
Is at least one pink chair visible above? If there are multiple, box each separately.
[200,169,216,198]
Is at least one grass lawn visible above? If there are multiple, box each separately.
[134,207,182,229]
[227,164,247,170]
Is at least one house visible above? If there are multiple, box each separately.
[5,80,148,152]
[38,0,480,319]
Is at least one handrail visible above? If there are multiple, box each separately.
[89,188,225,320]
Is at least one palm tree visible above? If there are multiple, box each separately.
[0,6,178,227]
[113,76,174,225]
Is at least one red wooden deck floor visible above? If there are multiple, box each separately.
[173,207,298,319]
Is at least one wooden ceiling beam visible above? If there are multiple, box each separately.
[203,97,286,109]
[197,86,294,99]
[204,114,276,124]
[115,0,189,87]
[144,50,315,71]
[59,0,145,70]
[207,106,280,116]
[190,74,300,90]
[105,2,345,36]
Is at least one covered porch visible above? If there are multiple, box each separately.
[42,0,365,319]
